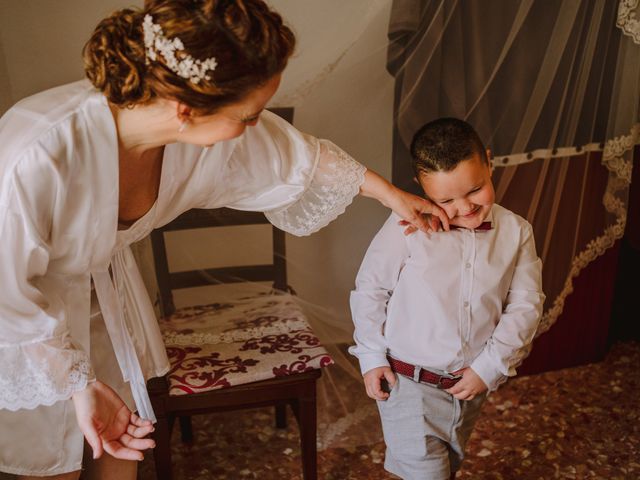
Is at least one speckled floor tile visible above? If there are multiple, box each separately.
[139,341,639,480]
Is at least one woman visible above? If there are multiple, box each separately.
[0,1,448,478]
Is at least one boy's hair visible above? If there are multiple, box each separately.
[410,117,488,176]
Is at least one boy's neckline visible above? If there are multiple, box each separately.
[449,221,493,231]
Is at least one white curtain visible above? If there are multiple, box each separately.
[386,0,638,337]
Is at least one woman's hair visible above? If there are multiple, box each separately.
[83,0,295,114]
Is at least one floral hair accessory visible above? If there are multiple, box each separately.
[143,14,217,85]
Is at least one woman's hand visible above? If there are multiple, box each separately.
[388,187,450,235]
[72,380,155,461]
[360,170,449,234]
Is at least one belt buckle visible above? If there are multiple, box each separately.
[436,373,462,389]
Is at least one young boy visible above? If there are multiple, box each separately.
[350,118,544,480]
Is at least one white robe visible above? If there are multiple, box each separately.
[0,80,366,475]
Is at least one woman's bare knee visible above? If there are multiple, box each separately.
[18,472,81,480]
[82,457,137,480]
[81,443,137,480]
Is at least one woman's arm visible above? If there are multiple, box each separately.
[359,169,450,233]
[218,111,449,235]
[0,156,153,460]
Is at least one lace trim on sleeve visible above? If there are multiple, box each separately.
[0,340,94,411]
[265,140,367,236]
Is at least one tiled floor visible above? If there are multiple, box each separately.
[139,341,639,480]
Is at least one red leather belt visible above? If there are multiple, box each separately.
[387,356,462,389]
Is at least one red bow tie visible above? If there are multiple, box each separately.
[450,222,493,231]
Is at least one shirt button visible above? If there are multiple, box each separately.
[464,301,470,308]
[465,262,471,269]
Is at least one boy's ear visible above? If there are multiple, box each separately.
[412,176,419,184]
[486,148,494,175]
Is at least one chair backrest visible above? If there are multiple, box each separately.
[151,107,293,317]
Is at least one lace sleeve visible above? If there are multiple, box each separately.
[0,339,94,410]
[265,140,366,236]
[0,165,95,410]
[215,112,366,233]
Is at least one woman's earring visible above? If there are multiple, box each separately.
[178,120,188,133]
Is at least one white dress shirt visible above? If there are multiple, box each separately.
[350,205,544,391]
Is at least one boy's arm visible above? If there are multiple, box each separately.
[470,223,545,391]
[349,213,409,375]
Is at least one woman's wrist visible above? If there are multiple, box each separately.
[359,168,449,233]
[72,378,99,399]
[359,169,397,208]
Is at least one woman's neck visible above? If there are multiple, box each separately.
[108,100,178,156]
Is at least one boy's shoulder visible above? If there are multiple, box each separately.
[364,211,410,250]
[374,211,409,241]
[492,204,535,238]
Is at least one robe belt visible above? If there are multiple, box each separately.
[91,256,156,423]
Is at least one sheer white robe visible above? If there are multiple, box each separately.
[0,80,366,475]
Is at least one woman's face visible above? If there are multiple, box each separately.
[178,73,282,147]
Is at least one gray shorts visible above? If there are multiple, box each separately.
[377,373,486,480]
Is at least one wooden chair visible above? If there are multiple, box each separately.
[147,110,331,480]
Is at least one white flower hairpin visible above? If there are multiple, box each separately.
[142,14,217,85]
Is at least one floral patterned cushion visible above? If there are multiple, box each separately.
[159,292,334,396]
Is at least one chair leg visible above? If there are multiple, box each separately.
[152,415,173,480]
[292,386,318,480]
[275,403,287,429]
[179,415,194,444]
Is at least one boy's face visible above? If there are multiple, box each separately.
[418,152,495,229]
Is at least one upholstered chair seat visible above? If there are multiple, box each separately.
[159,292,333,396]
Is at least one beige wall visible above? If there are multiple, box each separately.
[0,0,142,108]
[269,0,394,324]
[0,0,395,329]
[0,36,12,113]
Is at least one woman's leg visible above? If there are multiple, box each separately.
[80,443,137,480]
[82,299,138,480]
[18,472,80,480]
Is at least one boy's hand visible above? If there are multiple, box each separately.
[363,366,397,401]
[445,367,488,401]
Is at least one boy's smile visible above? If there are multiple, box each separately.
[417,152,495,230]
